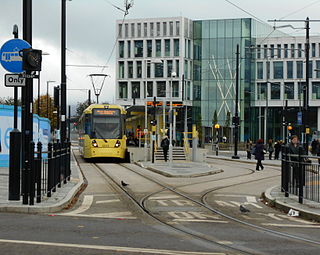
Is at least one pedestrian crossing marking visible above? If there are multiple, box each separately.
[96,199,120,204]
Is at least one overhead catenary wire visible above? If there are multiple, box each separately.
[279,0,320,20]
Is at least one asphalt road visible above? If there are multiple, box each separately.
[1,152,320,255]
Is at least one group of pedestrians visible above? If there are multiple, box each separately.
[245,138,284,171]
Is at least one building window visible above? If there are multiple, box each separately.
[167,60,173,77]
[266,61,270,79]
[156,22,161,36]
[263,45,268,59]
[316,60,320,78]
[175,59,180,77]
[125,23,128,37]
[156,40,161,57]
[118,24,123,38]
[147,40,152,57]
[271,82,280,100]
[174,39,179,57]
[184,60,188,77]
[298,82,305,100]
[155,62,163,78]
[297,61,303,79]
[134,40,143,57]
[147,81,153,97]
[131,82,140,99]
[308,61,313,78]
[312,43,316,57]
[257,62,263,79]
[188,40,191,59]
[284,82,294,99]
[144,23,148,37]
[172,81,179,97]
[137,23,141,37]
[186,81,191,100]
[257,45,261,59]
[146,62,151,78]
[287,61,293,79]
[291,44,295,58]
[150,23,154,37]
[277,44,281,58]
[127,41,131,58]
[169,21,173,36]
[257,82,267,100]
[128,61,133,78]
[163,22,167,36]
[118,61,124,79]
[165,39,170,57]
[273,61,283,79]
[157,81,166,97]
[312,82,320,99]
[119,82,127,99]
[298,43,302,58]
[119,41,124,58]
[284,44,288,58]
[176,21,180,36]
[137,61,142,78]
[131,23,135,37]
[270,44,274,58]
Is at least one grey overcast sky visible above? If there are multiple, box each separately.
[1,0,320,107]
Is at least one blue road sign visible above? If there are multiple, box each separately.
[0,39,31,73]
[297,111,302,125]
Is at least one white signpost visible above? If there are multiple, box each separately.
[4,74,25,87]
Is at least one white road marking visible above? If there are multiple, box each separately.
[217,241,233,245]
[96,199,120,204]
[258,213,283,221]
[61,195,93,215]
[156,200,169,206]
[188,212,221,220]
[173,219,228,223]
[214,200,236,207]
[0,239,225,255]
[149,195,180,200]
[246,196,257,203]
[171,200,195,206]
[168,211,194,219]
[262,223,320,228]
[59,211,136,219]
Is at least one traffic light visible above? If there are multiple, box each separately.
[54,86,60,107]
[287,125,293,131]
[232,116,239,125]
[22,48,42,71]
[150,119,157,126]
[214,123,220,129]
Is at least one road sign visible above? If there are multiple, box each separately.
[5,74,25,87]
[0,39,31,73]
[297,111,302,125]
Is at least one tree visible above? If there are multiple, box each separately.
[33,94,57,129]
[75,100,91,121]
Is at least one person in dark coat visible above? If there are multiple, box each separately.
[267,139,274,160]
[288,135,305,186]
[161,136,170,162]
[255,139,265,171]
[245,139,253,160]
[274,140,282,160]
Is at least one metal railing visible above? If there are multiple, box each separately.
[30,141,71,204]
[281,145,320,204]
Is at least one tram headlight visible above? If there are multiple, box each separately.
[92,140,98,147]
[115,140,121,148]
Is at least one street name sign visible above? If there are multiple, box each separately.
[5,74,25,87]
[0,39,31,73]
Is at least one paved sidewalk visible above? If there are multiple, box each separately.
[0,148,84,213]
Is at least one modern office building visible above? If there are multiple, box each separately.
[115,16,320,143]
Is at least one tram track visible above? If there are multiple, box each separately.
[90,162,320,255]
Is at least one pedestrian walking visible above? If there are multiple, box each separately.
[267,139,274,160]
[161,136,170,162]
[274,140,282,160]
[311,138,319,156]
[255,139,265,171]
[245,139,253,160]
[288,135,305,187]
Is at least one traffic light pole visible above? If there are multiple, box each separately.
[232,44,240,159]
[304,18,310,153]
[61,0,67,143]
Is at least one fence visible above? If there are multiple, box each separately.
[281,145,320,204]
[30,141,71,204]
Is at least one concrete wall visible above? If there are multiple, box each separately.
[0,105,51,167]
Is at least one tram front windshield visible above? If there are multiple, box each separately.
[92,109,121,139]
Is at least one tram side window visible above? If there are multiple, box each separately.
[85,114,92,135]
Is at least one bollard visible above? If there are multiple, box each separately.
[36,142,42,203]
[47,143,53,197]
[215,143,219,156]
[29,142,35,206]
[8,130,21,200]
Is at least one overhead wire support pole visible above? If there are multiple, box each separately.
[232,44,240,159]
[61,0,67,143]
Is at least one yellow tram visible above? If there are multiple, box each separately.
[78,104,127,160]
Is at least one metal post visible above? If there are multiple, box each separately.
[47,143,53,197]
[298,146,304,203]
[68,105,71,140]
[61,0,67,144]
[36,142,42,203]
[144,100,148,162]
[88,89,91,105]
[169,76,174,167]
[232,44,240,159]
[303,17,310,153]
[29,141,35,205]
[22,0,33,205]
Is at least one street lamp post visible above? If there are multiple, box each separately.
[169,71,177,167]
[47,81,56,118]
